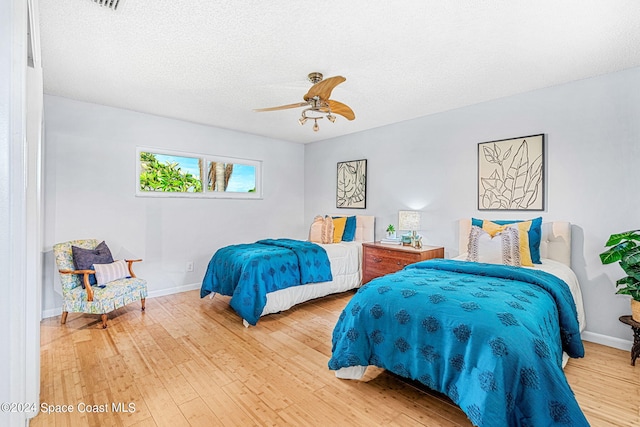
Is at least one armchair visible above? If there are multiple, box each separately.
[53,239,147,329]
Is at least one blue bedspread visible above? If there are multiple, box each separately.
[200,238,332,325]
[328,259,587,426]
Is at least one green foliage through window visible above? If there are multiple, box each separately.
[139,152,202,193]
[137,148,262,199]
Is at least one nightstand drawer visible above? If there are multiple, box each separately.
[362,243,444,284]
[364,248,422,274]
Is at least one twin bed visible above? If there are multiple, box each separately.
[200,215,375,326]
[329,219,588,426]
[200,216,588,425]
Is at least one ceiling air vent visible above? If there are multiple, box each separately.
[92,0,124,11]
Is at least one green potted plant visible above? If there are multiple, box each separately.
[599,229,640,321]
[385,224,396,239]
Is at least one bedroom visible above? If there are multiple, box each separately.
[3,1,640,426]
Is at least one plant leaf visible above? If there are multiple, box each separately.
[623,246,640,266]
[620,256,640,275]
[605,230,640,246]
[599,247,622,264]
[600,241,637,264]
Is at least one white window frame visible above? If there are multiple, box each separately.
[136,147,263,199]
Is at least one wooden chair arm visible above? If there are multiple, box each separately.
[125,259,142,278]
[59,268,95,275]
[58,269,95,301]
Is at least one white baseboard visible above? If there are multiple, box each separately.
[581,330,632,351]
[147,282,200,298]
[41,282,201,319]
[42,307,62,319]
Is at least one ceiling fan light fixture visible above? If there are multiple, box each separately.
[254,72,355,133]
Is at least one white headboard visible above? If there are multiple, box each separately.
[330,214,375,242]
[458,219,572,267]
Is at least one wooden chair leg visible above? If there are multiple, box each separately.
[141,298,146,311]
[101,314,108,329]
[60,311,68,325]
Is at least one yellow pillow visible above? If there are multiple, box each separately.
[332,217,347,243]
[481,220,505,237]
[482,220,534,266]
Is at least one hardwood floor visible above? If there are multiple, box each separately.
[30,290,640,426]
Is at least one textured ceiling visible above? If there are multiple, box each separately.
[39,1,640,144]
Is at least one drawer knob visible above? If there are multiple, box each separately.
[372,257,382,263]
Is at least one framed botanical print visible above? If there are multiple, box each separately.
[336,159,367,209]
[478,134,545,211]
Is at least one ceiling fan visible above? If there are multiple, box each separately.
[254,72,355,132]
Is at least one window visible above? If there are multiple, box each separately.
[136,147,262,199]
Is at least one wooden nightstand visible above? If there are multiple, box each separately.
[362,242,444,284]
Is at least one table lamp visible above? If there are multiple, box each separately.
[398,210,421,248]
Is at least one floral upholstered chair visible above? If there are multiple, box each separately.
[53,239,147,329]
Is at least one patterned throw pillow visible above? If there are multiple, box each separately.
[501,226,522,266]
[72,241,114,287]
[471,217,543,264]
[93,260,131,285]
[482,220,533,266]
[467,225,522,266]
[321,215,334,244]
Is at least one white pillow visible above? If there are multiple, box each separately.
[93,260,131,285]
[467,225,521,266]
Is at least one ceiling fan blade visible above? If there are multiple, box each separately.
[304,76,346,101]
[254,102,309,112]
[325,100,355,121]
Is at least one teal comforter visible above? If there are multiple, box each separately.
[329,259,587,426]
[201,239,332,325]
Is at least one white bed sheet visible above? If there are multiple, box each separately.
[532,258,586,333]
[259,241,362,317]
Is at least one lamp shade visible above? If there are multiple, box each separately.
[398,210,421,231]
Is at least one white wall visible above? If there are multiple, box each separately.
[42,95,306,313]
[305,66,640,346]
